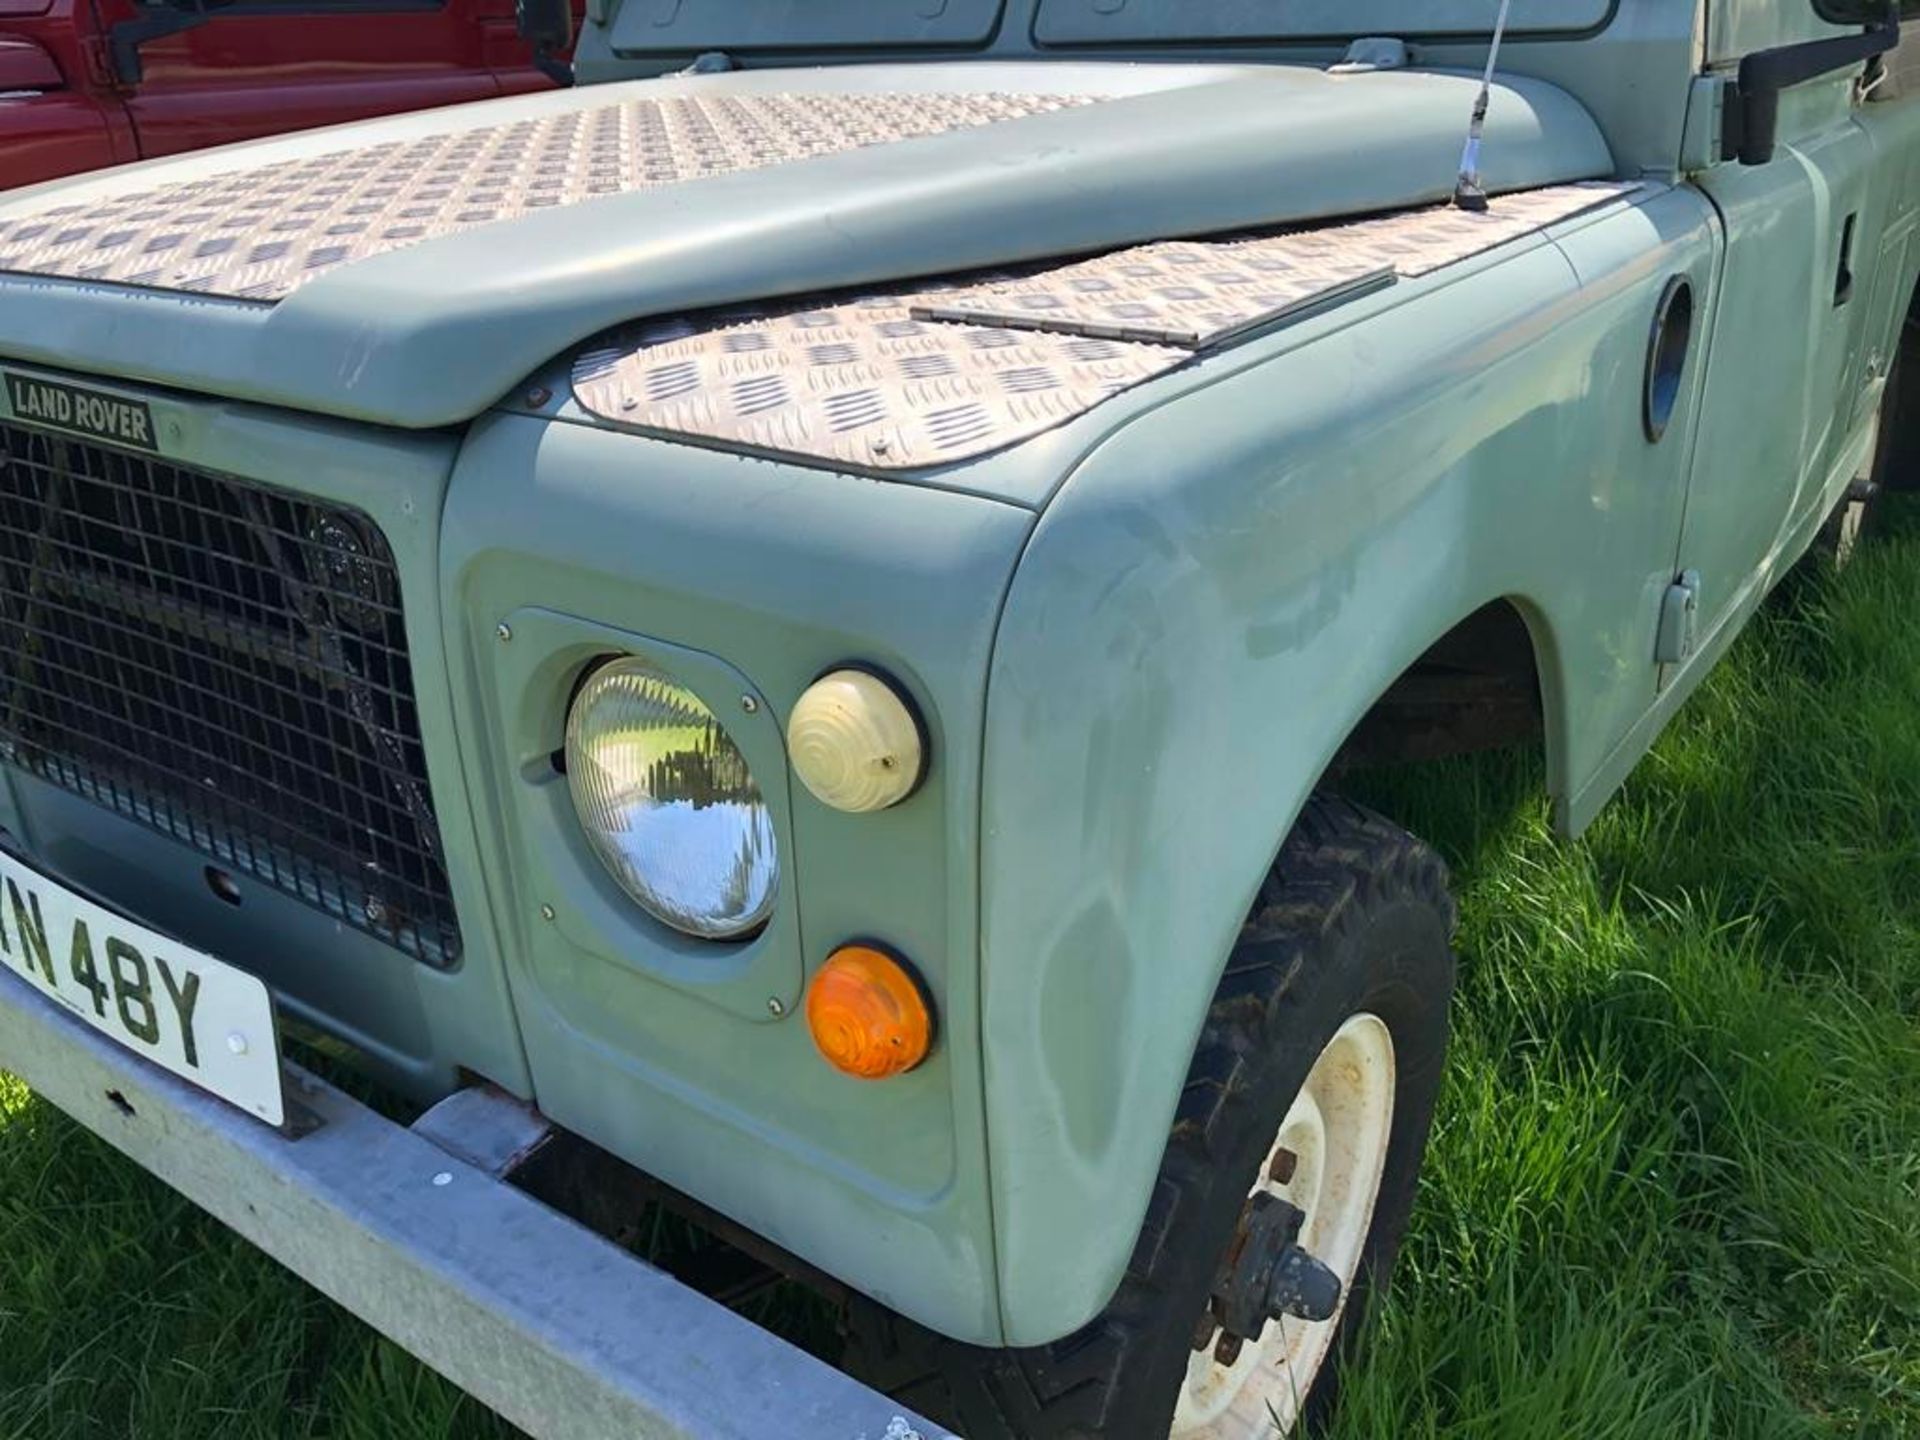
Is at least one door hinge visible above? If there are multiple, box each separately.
[1682,75,1733,174]
[1655,570,1702,672]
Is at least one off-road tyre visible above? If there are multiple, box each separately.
[844,795,1457,1439]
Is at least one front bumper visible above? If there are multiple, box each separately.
[0,964,948,1440]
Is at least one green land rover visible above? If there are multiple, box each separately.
[0,1,1915,1436]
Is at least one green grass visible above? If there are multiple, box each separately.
[0,1065,516,1439]
[1332,506,1920,1440]
[4,508,1919,1438]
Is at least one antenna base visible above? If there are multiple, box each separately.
[1452,180,1490,213]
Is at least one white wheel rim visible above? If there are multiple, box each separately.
[1169,1013,1397,1439]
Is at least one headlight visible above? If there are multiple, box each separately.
[564,656,778,940]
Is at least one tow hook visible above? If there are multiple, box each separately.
[1200,1193,1344,1360]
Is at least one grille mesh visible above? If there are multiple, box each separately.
[0,420,459,966]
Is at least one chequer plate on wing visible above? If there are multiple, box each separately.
[571,182,1640,470]
[912,182,1637,347]
[0,92,1095,302]
[572,290,1189,473]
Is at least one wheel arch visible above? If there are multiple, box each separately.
[1325,593,1564,796]
[980,573,1572,1347]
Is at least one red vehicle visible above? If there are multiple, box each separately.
[1,0,567,191]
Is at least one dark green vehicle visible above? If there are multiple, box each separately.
[0,1,1915,1436]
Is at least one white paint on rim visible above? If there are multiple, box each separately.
[1170,1012,1397,1439]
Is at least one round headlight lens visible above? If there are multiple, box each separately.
[564,657,778,940]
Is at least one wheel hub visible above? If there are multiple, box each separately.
[1202,1192,1344,1354]
[1170,1012,1397,1438]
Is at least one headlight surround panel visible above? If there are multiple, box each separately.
[489,608,802,1021]
[444,410,1044,1339]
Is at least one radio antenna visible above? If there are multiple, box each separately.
[1452,0,1515,211]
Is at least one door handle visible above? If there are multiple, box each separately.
[1836,213,1858,307]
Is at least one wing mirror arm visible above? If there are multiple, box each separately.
[515,0,575,87]
[108,1,215,87]
[1724,7,1901,165]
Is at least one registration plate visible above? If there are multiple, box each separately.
[0,851,284,1125]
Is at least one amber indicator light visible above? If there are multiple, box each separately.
[805,945,932,1080]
